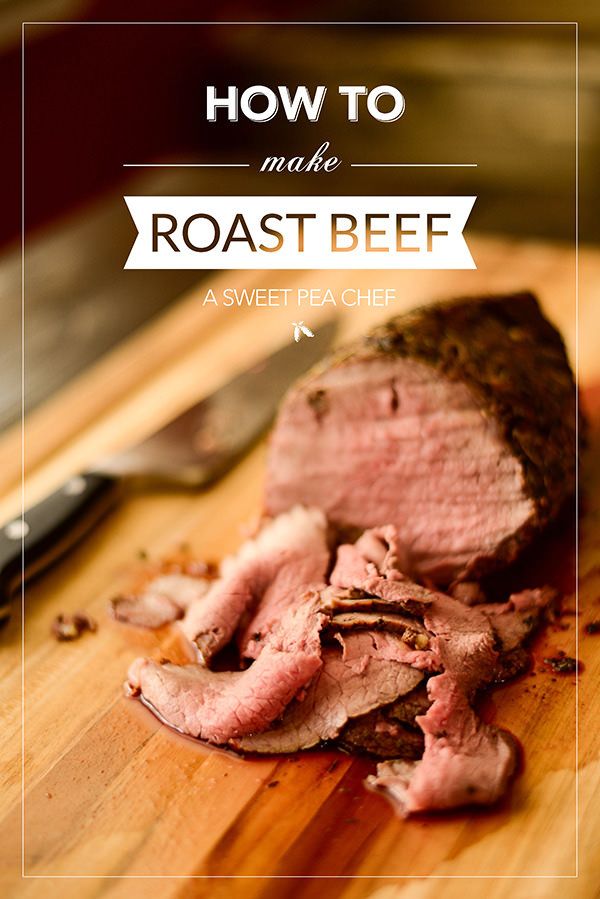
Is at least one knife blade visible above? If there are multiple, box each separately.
[0,320,336,619]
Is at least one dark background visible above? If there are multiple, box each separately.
[1,1,597,430]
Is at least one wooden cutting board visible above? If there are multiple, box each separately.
[1,234,599,897]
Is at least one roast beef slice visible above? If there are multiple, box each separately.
[111,574,211,628]
[232,630,424,754]
[128,595,327,744]
[179,506,329,664]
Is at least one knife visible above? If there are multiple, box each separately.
[0,320,336,620]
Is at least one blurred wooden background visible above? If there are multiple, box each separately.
[1,1,598,432]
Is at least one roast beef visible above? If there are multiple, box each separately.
[264,293,577,585]
[368,708,517,815]
[128,592,327,743]
[179,506,329,664]
[123,504,559,816]
[327,610,430,646]
[338,684,431,760]
[111,574,211,628]
[480,586,557,652]
[373,633,517,814]
[327,527,556,813]
[333,583,553,760]
[233,631,424,754]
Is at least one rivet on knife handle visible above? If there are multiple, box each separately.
[0,473,122,623]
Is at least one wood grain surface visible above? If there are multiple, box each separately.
[1,234,598,897]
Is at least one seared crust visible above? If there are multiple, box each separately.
[337,684,430,760]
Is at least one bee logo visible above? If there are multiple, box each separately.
[292,321,315,343]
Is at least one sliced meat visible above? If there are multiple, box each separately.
[124,518,558,817]
[328,610,430,649]
[480,586,557,682]
[111,574,210,628]
[322,575,440,674]
[367,601,519,815]
[369,704,517,814]
[339,583,556,761]
[325,578,437,617]
[481,586,558,652]
[265,292,577,584]
[179,506,329,664]
[327,526,527,814]
[338,684,431,760]
[232,630,423,754]
[128,593,326,743]
[331,526,411,585]
[422,593,499,694]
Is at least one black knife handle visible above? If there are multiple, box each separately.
[0,472,122,623]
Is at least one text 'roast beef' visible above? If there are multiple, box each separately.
[264,293,577,584]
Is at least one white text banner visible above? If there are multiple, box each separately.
[124,195,476,270]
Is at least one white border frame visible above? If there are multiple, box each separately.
[20,19,580,882]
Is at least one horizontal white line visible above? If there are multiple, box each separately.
[125,162,476,169]
[123,163,249,168]
[22,874,580,879]
[24,21,579,25]
[351,163,477,168]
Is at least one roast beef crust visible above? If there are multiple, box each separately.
[311,292,579,579]
[338,684,430,759]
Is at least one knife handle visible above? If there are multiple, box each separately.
[0,473,122,624]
